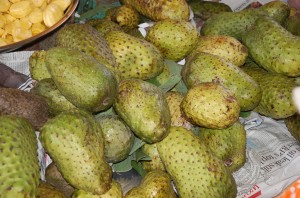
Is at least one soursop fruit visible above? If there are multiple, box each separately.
[145,19,199,61]
[157,126,237,198]
[141,143,166,173]
[40,110,112,195]
[285,113,300,141]
[181,82,240,129]
[113,79,171,143]
[0,115,40,197]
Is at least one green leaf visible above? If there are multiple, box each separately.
[172,79,188,94]
[129,137,146,155]
[159,59,183,93]
[94,106,115,119]
[112,154,135,172]
[131,161,147,178]
[135,148,151,162]
[239,111,252,118]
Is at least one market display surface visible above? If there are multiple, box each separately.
[0,0,300,197]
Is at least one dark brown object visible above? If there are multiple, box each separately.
[45,163,75,198]
[0,88,49,130]
[0,63,30,89]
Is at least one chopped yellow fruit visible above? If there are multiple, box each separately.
[31,22,45,35]
[9,1,33,18]
[43,3,63,27]
[0,0,11,12]
[28,8,43,23]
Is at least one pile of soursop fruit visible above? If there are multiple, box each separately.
[1,0,300,197]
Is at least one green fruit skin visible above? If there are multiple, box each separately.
[201,1,290,40]
[198,121,246,173]
[104,30,164,80]
[45,47,118,113]
[124,171,176,198]
[0,116,40,198]
[141,143,166,173]
[181,82,240,129]
[241,16,300,77]
[40,111,112,195]
[285,113,300,141]
[95,115,135,163]
[145,19,199,62]
[189,0,232,20]
[182,52,261,111]
[284,15,300,36]
[29,50,51,81]
[37,182,65,198]
[55,23,117,69]
[86,19,123,36]
[157,126,237,198]
[31,78,78,116]
[72,180,123,198]
[113,79,171,143]
[189,35,248,67]
[242,62,297,119]
[120,0,189,21]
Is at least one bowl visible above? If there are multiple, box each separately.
[0,0,79,53]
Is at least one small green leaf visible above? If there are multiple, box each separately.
[159,59,183,93]
[129,137,146,155]
[94,106,115,119]
[239,111,252,118]
[172,79,188,94]
[131,161,147,178]
[112,155,135,172]
[135,148,151,162]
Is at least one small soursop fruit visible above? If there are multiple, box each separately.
[145,19,199,62]
[86,19,123,36]
[181,82,240,129]
[40,110,112,195]
[242,61,297,119]
[113,79,171,143]
[95,115,135,163]
[0,115,40,197]
[198,120,247,172]
[29,50,51,81]
[104,30,164,80]
[157,126,237,198]
[72,180,123,198]
[141,143,166,173]
[285,113,300,141]
[124,170,176,198]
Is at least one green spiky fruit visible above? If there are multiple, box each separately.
[201,1,290,40]
[45,47,118,113]
[198,120,246,172]
[181,82,240,129]
[29,50,51,81]
[182,52,261,111]
[104,31,164,80]
[165,91,193,130]
[157,126,237,198]
[242,16,300,77]
[37,182,65,198]
[145,19,199,61]
[242,61,297,119]
[120,0,189,21]
[40,111,112,195]
[124,171,176,198]
[188,0,232,20]
[284,14,300,36]
[113,79,171,143]
[72,180,123,198]
[55,23,117,69]
[105,5,140,30]
[95,115,135,163]
[0,115,40,197]
[285,113,300,141]
[31,78,78,116]
[188,35,248,67]
[141,143,165,173]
